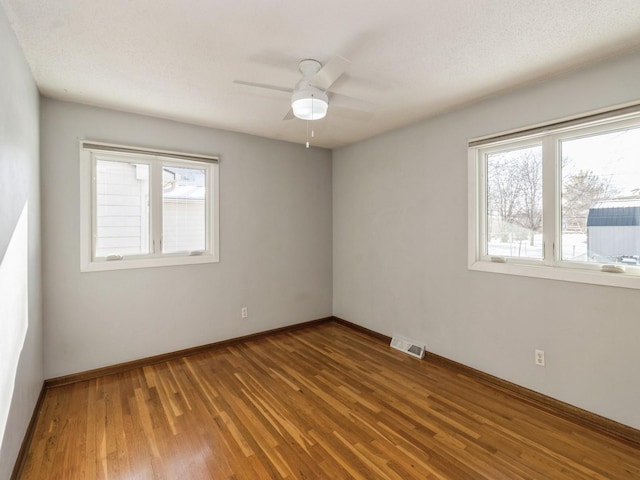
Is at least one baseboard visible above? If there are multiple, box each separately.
[10,382,47,480]
[46,316,333,388]
[332,316,392,343]
[332,316,640,449]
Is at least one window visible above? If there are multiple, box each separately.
[469,104,640,289]
[80,142,219,271]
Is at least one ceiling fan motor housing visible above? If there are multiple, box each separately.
[290,59,330,120]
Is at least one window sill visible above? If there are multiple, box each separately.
[468,259,640,290]
[81,253,219,273]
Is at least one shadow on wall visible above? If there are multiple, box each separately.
[0,202,29,450]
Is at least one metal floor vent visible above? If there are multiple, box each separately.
[390,335,425,359]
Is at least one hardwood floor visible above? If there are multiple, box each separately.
[19,323,640,479]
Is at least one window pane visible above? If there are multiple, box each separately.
[162,166,206,253]
[486,145,543,259]
[95,160,150,257]
[561,126,640,264]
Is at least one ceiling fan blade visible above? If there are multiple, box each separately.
[310,56,350,91]
[283,109,295,120]
[330,106,375,121]
[233,80,292,94]
[329,92,375,113]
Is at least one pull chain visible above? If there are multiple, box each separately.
[306,94,317,148]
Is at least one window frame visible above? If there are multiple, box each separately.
[80,141,220,272]
[468,105,640,290]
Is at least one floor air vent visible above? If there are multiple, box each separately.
[390,335,425,359]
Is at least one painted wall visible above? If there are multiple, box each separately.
[333,50,640,429]
[41,99,333,379]
[0,6,42,478]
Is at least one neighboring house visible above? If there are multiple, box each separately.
[587,199,640,264]
[162,168,206,254]
[95,161,205,257]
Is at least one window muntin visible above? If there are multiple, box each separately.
[469,108,640,289]
[81,142,219,271]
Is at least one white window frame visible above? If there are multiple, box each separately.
[468,103,640,290]
[80,141,220,272]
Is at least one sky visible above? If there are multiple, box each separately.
[561,125,640,197]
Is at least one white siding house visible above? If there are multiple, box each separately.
[95,161,205,257]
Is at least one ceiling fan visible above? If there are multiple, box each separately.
[234,56,373,121]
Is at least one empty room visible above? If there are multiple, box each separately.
[2,1,640,478]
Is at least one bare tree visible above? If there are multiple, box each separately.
[562,169,618,232]
[488,149,622,250]
[488,152,523,240]
[487,147,541,244]
[516,150,542,245]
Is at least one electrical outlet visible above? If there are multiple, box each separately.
[535,349,545,367]
[241,307,248,319]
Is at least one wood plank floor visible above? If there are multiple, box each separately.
[19,323,640,479]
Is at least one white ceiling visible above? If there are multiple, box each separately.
[3,1,640,149]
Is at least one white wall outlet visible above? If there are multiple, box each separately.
[241,307,248,319]
[535,349,545,367]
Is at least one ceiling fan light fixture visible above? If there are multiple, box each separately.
[291,89,328,120]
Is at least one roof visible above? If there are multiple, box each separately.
[163,167,205,200]
[587,199,640,227]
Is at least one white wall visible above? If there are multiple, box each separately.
[41,99,333,378]
[0,6,42,478]
[333,50,640,429]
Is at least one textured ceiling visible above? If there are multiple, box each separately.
[3,0,640,149]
